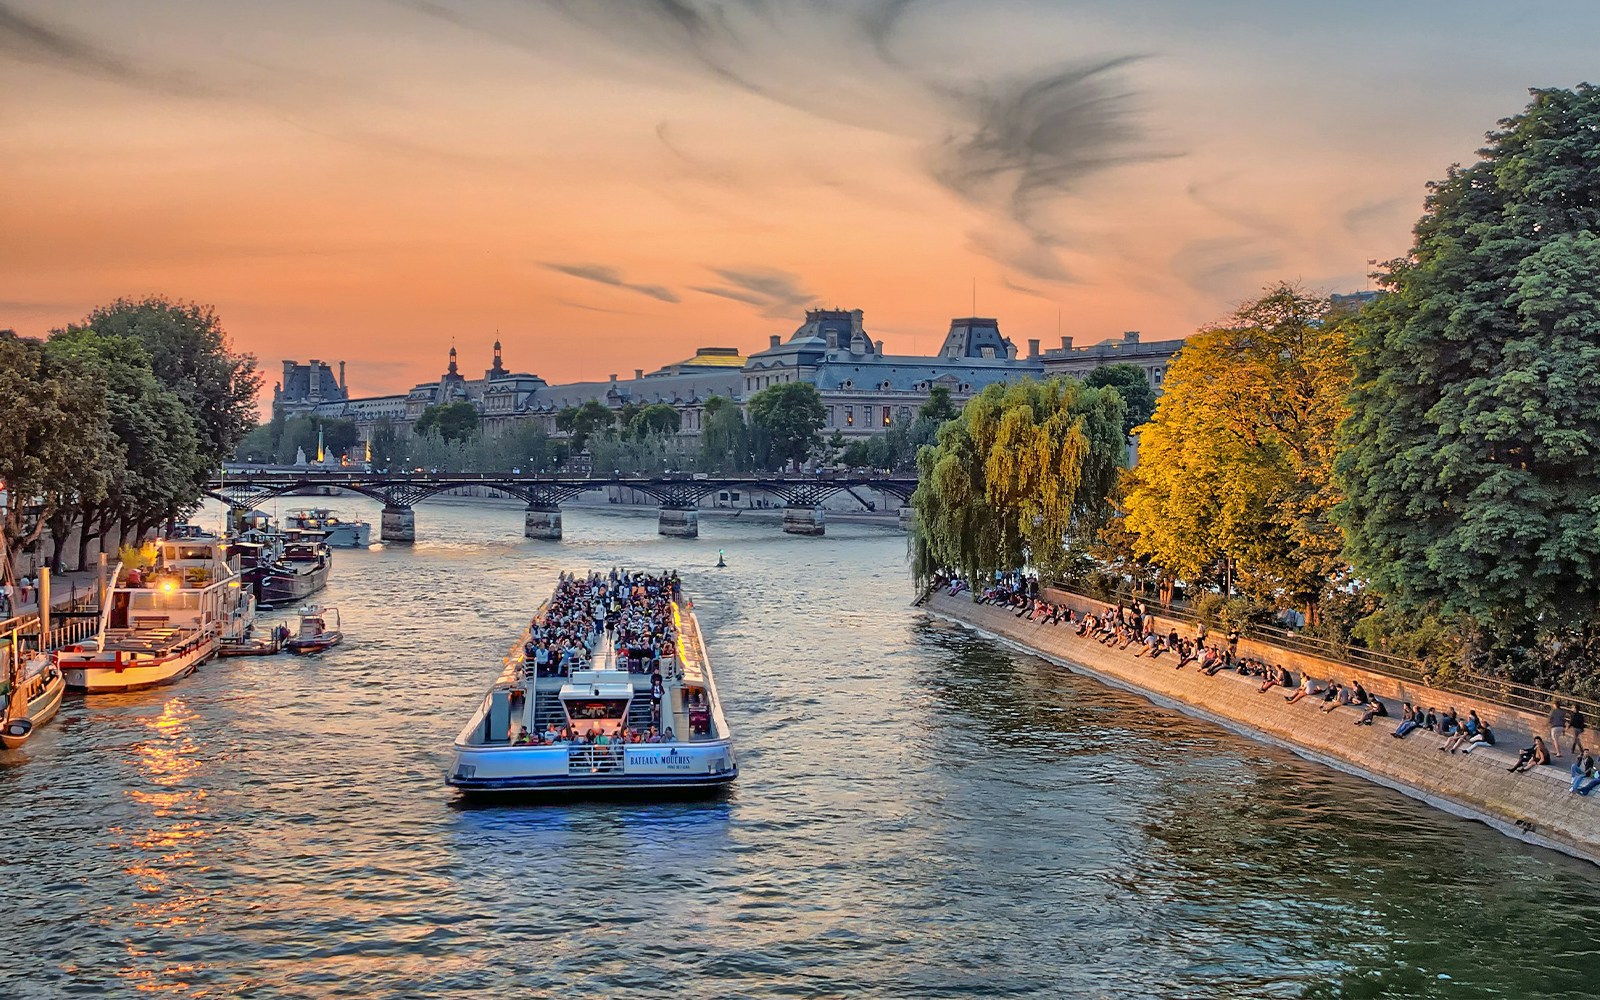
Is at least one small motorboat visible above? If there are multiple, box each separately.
[3,645,66,751]
[285,606,342,655]
[218,624,290,658]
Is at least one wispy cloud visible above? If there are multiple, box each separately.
[0,1,213,97]
[543,263,680,303]
[692,266,814,319]
[405,0,1161,283]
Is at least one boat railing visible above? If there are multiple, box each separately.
[567,743,626,775]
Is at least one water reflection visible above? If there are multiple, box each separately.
[1,498,1595,998]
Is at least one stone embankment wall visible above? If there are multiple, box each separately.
[923,591,1600,866]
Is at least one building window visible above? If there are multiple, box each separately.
[882,406,892,426]
[898,406,911,423]
[846,406,854,426]
[865,406,874,427]
[1153,368,1164,386]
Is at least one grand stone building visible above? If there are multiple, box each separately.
[273,309,1179,449]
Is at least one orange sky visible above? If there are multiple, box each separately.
[6,1,1599,405]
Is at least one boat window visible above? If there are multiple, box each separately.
[176,545,212,560]
[563,698,629,721]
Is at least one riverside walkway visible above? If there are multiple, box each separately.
[923,589,1600,866]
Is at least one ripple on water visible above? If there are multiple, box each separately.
[3,498,1598,999]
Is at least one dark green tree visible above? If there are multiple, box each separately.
[555,400,613,452]
[79,297,260,477]
[1083,363,1158,436]
[414,401,480,443]
[1336,85,1600,654]
[699,396,753,471]
[0,332,113,576]
[627,403,682,439]
[919,385,959,423]
[747,382,825,471]
[45,327,203,562]
[367,418,408,470]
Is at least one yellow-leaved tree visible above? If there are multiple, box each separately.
[912,377,1126,585]
[1121,284,1353,619]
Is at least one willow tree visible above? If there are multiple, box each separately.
[911,377,1125,585]
[1122,285,1354,617]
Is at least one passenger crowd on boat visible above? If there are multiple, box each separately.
[509,723,677,747]
[937,572,1598,793]
[520,568,682,678]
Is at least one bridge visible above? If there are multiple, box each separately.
[205,470,919,542]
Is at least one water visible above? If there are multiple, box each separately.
[5,499,1598,998]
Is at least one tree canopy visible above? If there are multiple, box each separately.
[414,401,480,443]
[1121,285,1353,615]
[911,377,1125,584]
[1083,363,1157,436]
[1337,84,1600,639]
[555,400,613,452]
[747,382,825,470]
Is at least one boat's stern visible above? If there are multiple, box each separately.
[447,738,737,794]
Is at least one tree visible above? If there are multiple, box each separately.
[1336,85,1600,649]
[1122,285,1353,616]
[80,297,260,477]
[0,332,113,578]
[45,327,203,564]
[911,377,1126,584]
[627,403,681,439]
[235,423,276,463]
[555,400,613,452]
[1083,363,1157,436]
[747,382,825,471]
[367,418,408,470]
[700,396,753,471]
[414,401,479,443]
[919,385,959,423]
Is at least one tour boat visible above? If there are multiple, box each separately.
[56,534,255,693]
[259,533,332,607]
[286,508,371,548]
[2,639,65,749]
[284,606,342,655]
[447,572,737,795]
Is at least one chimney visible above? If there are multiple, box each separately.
[1123,331,1140,343]
[1027,338,1040,359]
[635,368,644,380]
[874,340,884,355]
[1061,336,1073,351]
[851,309,864,335]
[769,334,781,349]
[609,373,617,383]
[338,360,346,391]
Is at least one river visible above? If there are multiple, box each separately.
[5,498,1598,998]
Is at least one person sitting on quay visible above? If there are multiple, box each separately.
[1568,750,1597,793]
[1460,721,1496,753]
[1508,736,1552,773]
[1258,664,1291,694]
[1440,711,1482,753]
[1286,675,1324,705]
[1355,697,1390,726]
[1199,647,1227,675]
[1392,702,1421,737]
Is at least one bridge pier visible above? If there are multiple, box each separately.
[525,504,562,540]
[658,507,699,538]
[782,504,826,536]
[381,505,415,544]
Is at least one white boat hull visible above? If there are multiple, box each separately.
[60,643,214,693]
[320,523,370,548]
[447,738,737,793]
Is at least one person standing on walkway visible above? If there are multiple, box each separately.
[1549,702,1570,760]
[1568,705,1587,757]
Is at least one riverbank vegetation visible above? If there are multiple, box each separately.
[921,85,1600,696]
[1,296,259,577]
